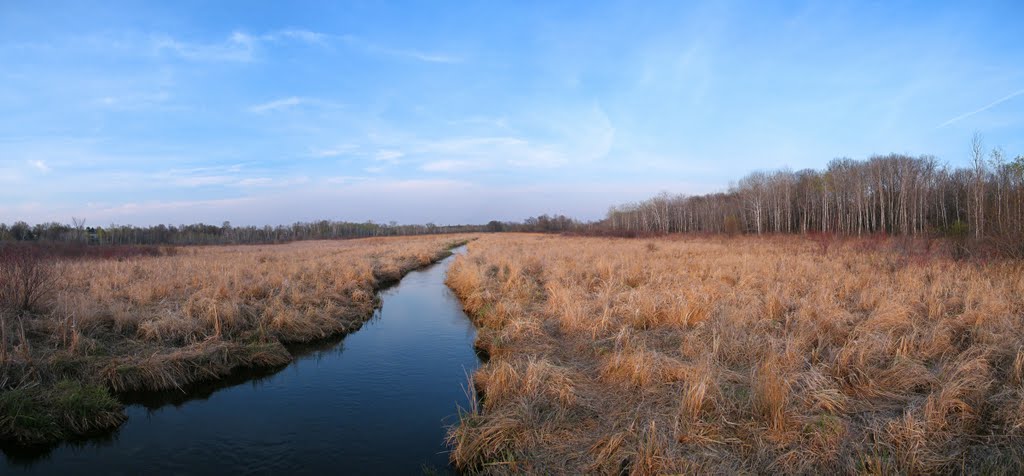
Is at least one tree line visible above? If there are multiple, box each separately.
[605,135,1024,245]
[0,220,493,246]
[0,214,583,246]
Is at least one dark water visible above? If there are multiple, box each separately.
[3,247,479,475]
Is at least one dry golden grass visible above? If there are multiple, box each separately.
[447,233,1024,474]
[1,235,470,443]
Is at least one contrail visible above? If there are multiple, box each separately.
[937,88,1024,128]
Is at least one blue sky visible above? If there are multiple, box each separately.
[1,1,1022,226]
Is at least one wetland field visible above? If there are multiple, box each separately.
[447,234,1024,474]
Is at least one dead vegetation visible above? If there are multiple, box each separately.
[0,235,470,445]
[446,233,1024,474]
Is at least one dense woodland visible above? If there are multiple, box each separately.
[0,215,579,246]
[606,137,1024,243]
[0,220,487,245]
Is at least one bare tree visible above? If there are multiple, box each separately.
[71,217,86,243]
[971,132,987,238]
[602,136,1021,249]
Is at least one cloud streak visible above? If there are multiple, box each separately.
[264,29,329,45]
[153,31,257,62]
[309,145,357,158]
[28,160,50,173]
[374,149,405,163]
[339,35,462,64]
[248,96,305,113]
[938,88,1024,128]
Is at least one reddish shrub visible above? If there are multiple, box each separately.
[0,245,54,312]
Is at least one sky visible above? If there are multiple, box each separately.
[1,1,1022,226]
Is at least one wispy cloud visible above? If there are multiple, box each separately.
[410,136,565,171]
[411,106,614,172]
[9,28,458,66]
[27,160,50,173]
[248,96,346,114]
[234,176,310,187]
[447,116,510,129]
[309,145,357,158]
[325,175,372,184]
[340,35,462,64]
[248,96,305,113]
[148,28,330,63]
[374,149,404,162]
[235,178,273,187]
[153,31,257,62]
[264,29,329,45]
[938,88,1024,128]
[143,165,311,189]
[93,91,171,110]
[88,196,260,219]
[394,50,462,64]
[154,164,243,187]
[421,159,476,172]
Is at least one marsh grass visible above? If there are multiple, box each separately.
[0,379,124,444]
[1,235,471,445]
[446,233,1024,474]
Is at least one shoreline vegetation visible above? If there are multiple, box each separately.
[0,235,471,446]
[446,234,1024,474]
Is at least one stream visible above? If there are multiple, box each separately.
[2,246,479,475]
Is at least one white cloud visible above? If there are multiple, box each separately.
[147,28,331,63]
[339,35,462,64]
[28,160,50,173]
[374,149,404,162]
[421,159,474,172]
[325,175,371,184]
[423,137,527,153]
[93,91,171,110]
[447,116,510,129]
[153,31,256,62]
[373,178,474,191]
[247,96,345,114]
[268,29,329,45]
[86,196,260,220]
[412,136,565,171]
[407,105,614,172]
[310,145,357,158]
[402,51,462,64]
[154,164,243,187]
[235,178,273,186]
[248,96,305,113]
[148,29,461,65]
[234,176,310,187]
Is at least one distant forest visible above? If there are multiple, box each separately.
[606,136,1023,240]
[0,220,472,245]
[2,136,1021,249]
[0,215,578,246]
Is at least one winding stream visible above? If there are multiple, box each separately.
[3,246,479,475]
